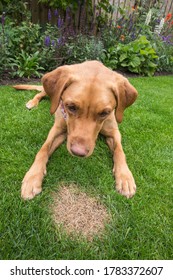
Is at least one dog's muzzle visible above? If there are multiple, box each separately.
[70,143,89,157]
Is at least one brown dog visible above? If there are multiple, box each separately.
[14,61,138,200]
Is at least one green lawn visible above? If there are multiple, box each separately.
[0,76,173,260]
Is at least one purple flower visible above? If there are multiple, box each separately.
[162,36,168,42]
[57,16,63,28]
[44,36,51,47]
[48,9,51,21]
[128,14,133,31]
[54,9,58,17]
[52,40,55,46]
[156,19,161,24]
[162,35,173,45]
[131,32,136,40]
[57,38,63,46]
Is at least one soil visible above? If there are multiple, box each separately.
[0,73,41,86]
[1,70,172,86]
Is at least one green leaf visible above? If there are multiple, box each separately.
[121,61,129,67]
[148,61,157,68]
[130,56,141,67]
[119,53,127,62]
[140,49,148,55]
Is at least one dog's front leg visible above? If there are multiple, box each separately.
[107,129,136,198]
[26,90,47,110]
[21,123,66,200]
[102,121,136,198]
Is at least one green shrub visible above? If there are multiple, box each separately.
[153,39,173,73]
[0,48,11,76]
[6,21,42,57]
[11,50,44,78]
[39,24,62,71]
[103,36,158,76]
[0,19,60,76]
[63,35,105,64]
[0,35,11,76]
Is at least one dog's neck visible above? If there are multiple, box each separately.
[60,100,67,120]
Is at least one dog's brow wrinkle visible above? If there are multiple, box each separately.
[86,105,90,118]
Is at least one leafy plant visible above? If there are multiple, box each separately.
[0,43,11,76]
[7,21,42,57]
[63,35,105,64]
[11,50,44,78]
[94,0,115,27]
[101,46,119,70]
[153,38,173,73]
[0,0,30,23]
[119,36,158,76]
[103,36,158,76]
[0,12,11,76]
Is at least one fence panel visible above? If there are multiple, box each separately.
[29,0,173,26]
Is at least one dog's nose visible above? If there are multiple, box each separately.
[70,144,89,157]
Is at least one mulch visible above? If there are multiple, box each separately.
[0,70,172,86]
[0,75,41,86]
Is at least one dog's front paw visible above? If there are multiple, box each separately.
[26,99,39,110]
[21,171,44,200]
[114,167,136,198]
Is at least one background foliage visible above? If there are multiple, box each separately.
[0,0,173,78]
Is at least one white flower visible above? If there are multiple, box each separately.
[145,9,152,25]
[154,18,165,35]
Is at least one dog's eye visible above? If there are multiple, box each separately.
[66,104,77,114]
[98,110,110,118]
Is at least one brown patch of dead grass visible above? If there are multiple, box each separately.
[52,185,110,241]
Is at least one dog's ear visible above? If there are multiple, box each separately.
[42,66,74,114]
[112,76,138,123]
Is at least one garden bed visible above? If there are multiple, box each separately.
[1,69,172,86]
[1,2,173,82]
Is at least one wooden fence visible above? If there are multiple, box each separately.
[101,0,173,20]
[28,0,173,26]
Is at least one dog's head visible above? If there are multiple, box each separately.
[42,61,138,157]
